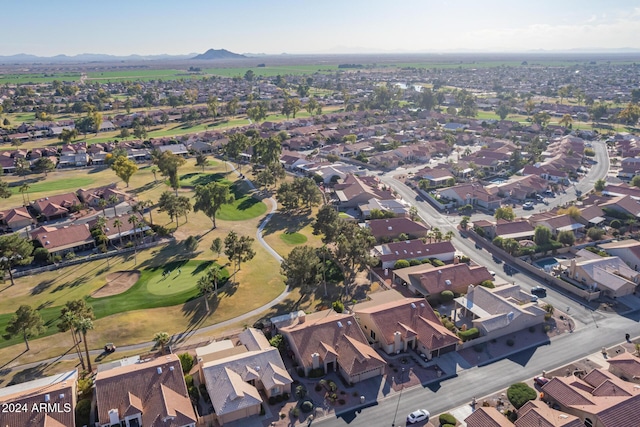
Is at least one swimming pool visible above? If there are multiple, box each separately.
[535,257,559,271]
[490,178,507,184]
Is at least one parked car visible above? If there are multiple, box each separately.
[523,201,535,210]
[534,376,549,386]
[407,409,430,424]
[531,286,547,296]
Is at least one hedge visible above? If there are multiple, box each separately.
[507,382,537,409]
[439,413,457,425]
[458,327,480,342]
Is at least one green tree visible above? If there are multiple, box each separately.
[587,227,605,241]
[557,230,576,246]
[559,114,573,128]
[313,205,341,243]
[507,382,537,409]
[195,153,209,172]
[496,103,510,120]
[226,97,240,116]
[154,151,186,194]
[110,156,138,187]
[224,133,250,171]
[594,178,606,192]
[281,245,321,293]
[14,157,30,178]
[33,157,55,177]
[5,305,45,351]
[0,234,34,286]
[153,332,171,355]
[210,237,223,257]
[58,311,84,370]
[197,265,225,313]
[19,183,30,206]
[494,206,515,221]
[333,222,376,294]
[631,175,640,188]
[533,226,552,246]
[58,128,78,143]
[252,136,282,166]
[224,231,256,271]
[306,97,320,115]
[0,180,11,199]
[618,103,640,126]
[532,111,551,127]
[295,177,322,208]
[157,191,180,223]
[193,182,235,229]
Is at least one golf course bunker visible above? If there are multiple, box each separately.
[92,270,141,298]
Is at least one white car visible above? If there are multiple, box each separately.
[407,409,430,424]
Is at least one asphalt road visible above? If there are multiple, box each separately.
[308,140,621,427]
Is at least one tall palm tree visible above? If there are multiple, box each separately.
[76,317,94,372]
[97,198,107,217]
[108,195,119,216]
[58,311,85,371]
[112,218,123,247]
[139,200,154,226]
[153,332,171,355]
[151,166,158,183]
[19,183,30,206]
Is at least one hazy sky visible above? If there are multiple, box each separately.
[2,0,640,56]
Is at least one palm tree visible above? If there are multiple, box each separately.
[58,311,85,371]
[197,275,214,313]
[153,332,171,355]
[444,230,454,241]
[559,114,573,128]
[97,198,107,216]
[108,195,119,216]
[626,219,637,234]
[139,200,154,226]
[113,218,123,247]
[76,317,94,372]
[128,215,140,264]
[19,183,30,206]
[151,166,158,183]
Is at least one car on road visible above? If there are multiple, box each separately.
[534,376,549,386]
[531,286,547,296]
[407,409,430,424]
[523,201,535,210]
[489,270,496,277]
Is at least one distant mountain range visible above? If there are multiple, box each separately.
[0,52,198,64]
[191,49,246,60]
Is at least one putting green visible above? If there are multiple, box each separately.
[146,260,216,296]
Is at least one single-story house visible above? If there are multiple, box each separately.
[31,224,95,256]
[394,263,494,299]
[372,240,455,269]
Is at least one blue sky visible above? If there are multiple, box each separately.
[2,0,639,56]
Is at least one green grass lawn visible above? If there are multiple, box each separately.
[178,172,231,188]
[0,260,225,350]
[9,176,95,194]
[279,232,307,245]
[0,72,81,84]
[217,181,267,221]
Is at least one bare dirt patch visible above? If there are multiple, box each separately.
[92,270,140,298]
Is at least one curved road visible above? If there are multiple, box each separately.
[2,161,290,374]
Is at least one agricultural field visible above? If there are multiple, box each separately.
[0,72,81,84]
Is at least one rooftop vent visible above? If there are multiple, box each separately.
[410,303,416,309]
[44,394,50,402]
[347,321,352,326]
[445,279,451,286]
[169,366,174,371]
[59,393,65,399]
[337,321,343,328]
[157,367,163,374]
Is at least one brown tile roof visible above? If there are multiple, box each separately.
[465,406,513,427]
[31,223,93,252]
[401,263,494,296]
[515,400,582,427]
[608,352,640,380]
[495,219,535,238]
[375,240,455,264]
[32,192,81,213]
[95,354,196,427]
[280,310,386,379]
[0,207,34,224]
[0,370,77,427]
[355,298,458,352]
[367,218,430,240]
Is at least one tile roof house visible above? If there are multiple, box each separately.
[540,368,640,427]
[439,183,502,211]
[0,370,77,427]
[365,218,430,242]
[532,214,585,236]
[198,328,293,425]
[455,284,547,340]
[494,219,535,240]
[77,184,130,208]
[515,400,583,427]
[607,352,640,384]
[31,192,82,221]
[464,406,514,427]
[95,354,196,427]
[279,310,386,384]
[158,143,188,156]
[31,224,95,256]
[600,195,640,218]
[354,290,458,358]
[88,213,149,245]
[372,239,455,269]
[0,207,36,231]
[394,263,493,299]
[566,256,638,298]
[333,174,395,210]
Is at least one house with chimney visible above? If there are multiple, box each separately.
[198,328,293,425]
[279,310,386,384]
[455,284,547,341]
[0,370,77,427]
[607,352,640,384]
[564,250,639,298]
[354,290,458,358]
[95,354,197,427]
[599,240,640,271]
